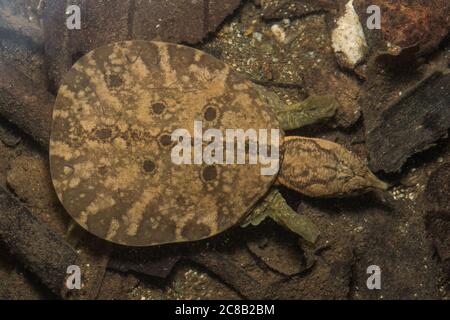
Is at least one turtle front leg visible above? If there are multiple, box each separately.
[275,95,338,131]
[278,136,389,197]
[255,85,338,131]
[242,189,319,244]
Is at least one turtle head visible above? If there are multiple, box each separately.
[277,136,389,198]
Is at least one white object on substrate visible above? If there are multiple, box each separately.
[331,0,368,69]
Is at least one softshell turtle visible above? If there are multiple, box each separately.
[50,41,388,246]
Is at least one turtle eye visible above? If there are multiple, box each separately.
[151,102,166,115]
[203,105,218,121]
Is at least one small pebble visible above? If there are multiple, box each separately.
[252,32,263,42]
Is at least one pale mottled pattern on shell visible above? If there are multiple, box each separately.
[50,41,280,246]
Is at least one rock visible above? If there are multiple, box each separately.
[426,215,450,280]
[0,185,79,298]
[288,14,363,128]
[425,162,450,288]
[246,225,308,276]
[0,2,43,45]
[5,153,69,237]
[360,39,450,173]
[425,162,450,214]
[0,245,52,299]
[299,191,441,299]
[0,125,21,147]
[270,24,287,44]
[354,0,450,56]
[6,155,58,209]
[109,247,181,279]
[304,62,362,127]
[331,0,368,69]
[43,0,242,89]
[189,250,270,299]
[208,0,243,33]
[271,259,352,299]
[69,235,112,300]
[366,72,450,173]
[0,62,54,148]
[202,5,362,128]
[0,21,48,89]
[97,271,141,300]
[261,0,336,20]
[270,198,354,299]
[359,49,422,133]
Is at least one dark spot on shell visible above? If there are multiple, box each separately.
[143,160,156,173]
[152,102,166,115]
[159,134,173,147]
[97,128,112,140]
[202,165,217,181]
[176,195,187,206]
[98,165,108,176]
[181,220,211,241]
[204,106,217,121]
[107,74,123,87]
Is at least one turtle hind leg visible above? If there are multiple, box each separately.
[278,136,389,198]
[242,189,319,244]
